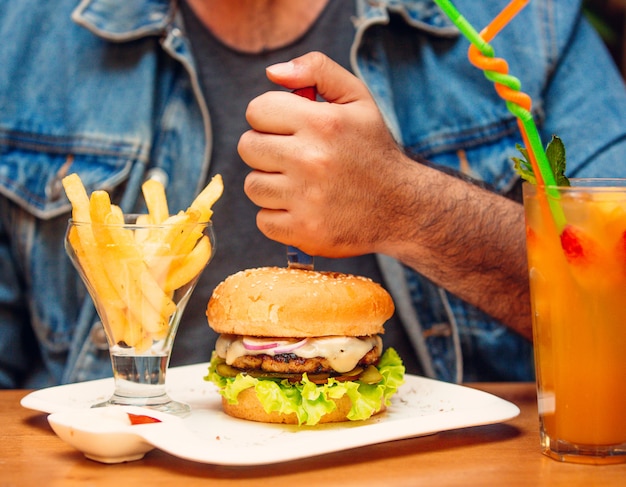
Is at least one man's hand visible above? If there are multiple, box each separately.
[238,51,409,258]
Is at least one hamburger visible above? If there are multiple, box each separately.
[204,266,405,426]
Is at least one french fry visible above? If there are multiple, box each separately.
[163,210,202,253]
[188,174,224,223]
[62,172,222,352]
[107,253,168,349]
[123,308,147,351]
[176,218,208,256]
[162,235,212,292]
[89,190,116,248]
[133,214,152,244]
[178,175,223,255]
[138,268,177,320]
[109,204,125,223]
[63,175,126,310]
[89,190,113,223]
[142,179,169,224]
[62,173,91,222]
[149,331,168,343]
[85,186,176,347]
[142,211,200,274]
[67,226,126,310]
[100,304,130,346]
[102,211,178,323]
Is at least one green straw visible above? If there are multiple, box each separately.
[434,0,494,59]
[433,0,566,229]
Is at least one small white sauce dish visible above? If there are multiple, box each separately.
[47,405,181,464]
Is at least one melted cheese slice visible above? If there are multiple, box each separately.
[216,334,382,373]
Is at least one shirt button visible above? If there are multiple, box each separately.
[90,323,110,351]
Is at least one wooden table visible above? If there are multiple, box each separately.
[3,383,625,486]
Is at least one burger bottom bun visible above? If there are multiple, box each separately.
[221,387,386,425]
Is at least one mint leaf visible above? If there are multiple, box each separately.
[512,135,569,186]
[546,136,569,186]
[512,144,536,185]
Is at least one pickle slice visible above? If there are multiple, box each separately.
[358,365,383,384]
[216,360,382,385]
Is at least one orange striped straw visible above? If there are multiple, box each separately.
[433,0,565,229]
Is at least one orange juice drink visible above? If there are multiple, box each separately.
[523,180,626,465]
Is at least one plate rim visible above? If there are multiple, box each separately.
[22,363,521,466]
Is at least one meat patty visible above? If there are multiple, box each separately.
[230,346,381,374]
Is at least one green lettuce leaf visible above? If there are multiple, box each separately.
[205,347,406,426]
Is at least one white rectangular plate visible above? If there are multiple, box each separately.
[21,363,520,465]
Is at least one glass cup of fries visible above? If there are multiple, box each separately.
[65,214,214,416]
[62,172,223,416]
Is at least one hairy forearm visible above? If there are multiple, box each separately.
[378,161,532,340]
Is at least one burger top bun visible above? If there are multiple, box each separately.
[206,266,394,337]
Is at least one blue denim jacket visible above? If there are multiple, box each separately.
[1,0,625,388]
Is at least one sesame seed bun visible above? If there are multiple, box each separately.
[206,266,395,337]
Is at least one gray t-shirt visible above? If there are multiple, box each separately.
[174,0,422,375]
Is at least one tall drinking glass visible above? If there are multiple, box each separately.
[523,179,626,464]
[65,215,215,416]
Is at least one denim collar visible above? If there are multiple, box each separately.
[72,0,457,41]
[71,0,176,40]
[356,0,457,34]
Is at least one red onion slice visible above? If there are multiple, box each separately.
[242,337,279,351]
[273,338,308,354]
